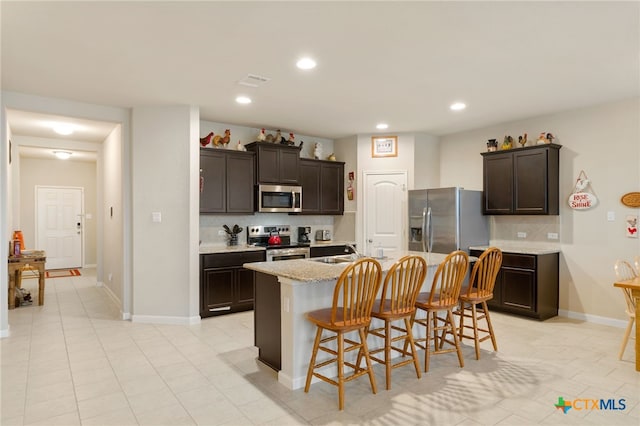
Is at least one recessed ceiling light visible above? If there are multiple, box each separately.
[376,123,389,130]
[53,151,72,160]
[235,96,252,104]
[296,57,317,70]
[450,102,466,111]
[53,124,74,135]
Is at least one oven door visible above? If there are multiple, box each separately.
[267,247,310,261]
[257,184,302,213]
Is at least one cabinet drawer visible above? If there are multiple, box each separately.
[202,251,265,268]
[502,253,536,269]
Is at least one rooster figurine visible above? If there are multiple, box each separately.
[213,129,231,148]
[236,140,246,151]
[200,132,214,147]
[287,132,295,146]
[275,129,282,144]
[257,128,266,142]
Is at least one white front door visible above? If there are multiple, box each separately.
[36,186,83,269]
[363,171,407,258]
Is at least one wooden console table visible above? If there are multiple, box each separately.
[7,251,46,309]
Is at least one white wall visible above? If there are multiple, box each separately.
[1,116,13,337]
[102,125,124,312]
[333,136,358,242]
[440,98,640,321]
[1,91,130,337]
[131,106,199,324]
[414,133,440,189]
[18,156,97,265]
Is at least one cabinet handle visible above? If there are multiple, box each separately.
[209,306,231,312]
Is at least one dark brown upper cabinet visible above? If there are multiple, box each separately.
[245,142,301,185]
[299,159,344,215]
[200,148,255,214]
[482,144,560,215]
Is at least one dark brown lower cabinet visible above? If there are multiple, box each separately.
[471,250,559,320]
[200,251,265,318]
[254,272,281,371]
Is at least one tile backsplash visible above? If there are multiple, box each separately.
[490,215,560,243]
[200,213,334,246]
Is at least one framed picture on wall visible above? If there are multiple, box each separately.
[371,136,397,158]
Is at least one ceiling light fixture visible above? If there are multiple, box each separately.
[53,124,74,135]
[296,57,317,70]
[450,102,467,111]
[376,123,389,130]
[236,96,252,104]
[53,150,72,160]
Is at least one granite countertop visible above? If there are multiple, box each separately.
[469,243,561,255]
[244,251,468,283]
[199,244,266,254]
[310,240,356,247]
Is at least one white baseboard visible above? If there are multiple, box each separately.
[0,325,10,338]
[558,309,628,329]
[122,312,131,320]
[96,281,104,287]
[83,263,97,269]
[131,315,201,325]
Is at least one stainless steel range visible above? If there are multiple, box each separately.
[247,225,310,261]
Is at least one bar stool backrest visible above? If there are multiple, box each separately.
[331,258,382,327]
[464,247,502,298]
[375,255,427,316]
[428,250,469,307]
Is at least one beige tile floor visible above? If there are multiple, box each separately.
[1,269,638,425]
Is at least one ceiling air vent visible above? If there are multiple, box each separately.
[238,74,271,88]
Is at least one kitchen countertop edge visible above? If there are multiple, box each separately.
[469,244,561,255]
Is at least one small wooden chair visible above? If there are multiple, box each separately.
[366,255,426,390]
[304,257,382,410]
[456,247,502,360]
[411,250,469,372]
[614,260,637,360]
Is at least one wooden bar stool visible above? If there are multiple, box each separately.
[366,255,426,390]
[614,260,637,360]
[304,258,382,410]
[456,247,502,360]
[410,250,469,372]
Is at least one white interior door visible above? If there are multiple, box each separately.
[363,171,407,258]
[36,186,83,270]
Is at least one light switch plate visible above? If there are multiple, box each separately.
[547,232,559,240]
[152,212,162,223]
[607,211,615,221]
[517,232,527,238]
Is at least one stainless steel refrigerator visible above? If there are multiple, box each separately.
[408,187,489,254]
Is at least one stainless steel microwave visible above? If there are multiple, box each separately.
[257,184,302,213]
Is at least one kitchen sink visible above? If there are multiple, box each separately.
[310,255,355,264]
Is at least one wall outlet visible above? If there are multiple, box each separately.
[108,273,113,282]
[218,230,226,236]
[517,232,527,238]
[547,232,559,240]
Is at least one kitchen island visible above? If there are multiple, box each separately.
[244,251,458,390]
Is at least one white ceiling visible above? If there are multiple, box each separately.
[2,1,639,149]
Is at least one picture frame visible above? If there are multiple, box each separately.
[371,136,398,158]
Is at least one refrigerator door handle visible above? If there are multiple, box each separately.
[426,207,433,253]
[421,208,427,252]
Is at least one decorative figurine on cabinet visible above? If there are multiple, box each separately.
[501,135,513,150]
[327,153,336,161]
[200,132,214,147]
[287,132,296,146]
[274,129,282,144]
[257,128,266,142]
[236,140,246,151]
[536,132,555,144]
[486,139,498,152]
[518,133,528,147]
[313,143,321,160]
[213,129,231,148]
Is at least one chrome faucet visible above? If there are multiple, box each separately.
[345,244,362,260]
